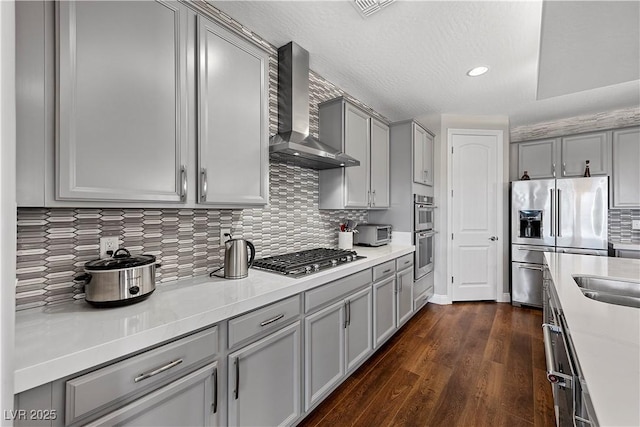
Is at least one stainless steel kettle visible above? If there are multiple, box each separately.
[223,234,256,279]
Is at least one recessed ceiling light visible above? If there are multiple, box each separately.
[467,66,489,77]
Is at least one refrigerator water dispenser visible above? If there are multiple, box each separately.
[519,210,542,238]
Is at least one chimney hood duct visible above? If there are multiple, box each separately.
[269,42,360,169]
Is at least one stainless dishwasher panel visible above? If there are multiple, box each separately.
[511,245,555,264]
[511,262,544,307]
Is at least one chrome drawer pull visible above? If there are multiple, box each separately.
[382,269,392,274]
[519,265,544,271]
[134,359,183,383]
[260,313,284,327]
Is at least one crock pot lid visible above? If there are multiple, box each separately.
[85,251,156,271]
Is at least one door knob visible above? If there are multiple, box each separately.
[489,236,498,241]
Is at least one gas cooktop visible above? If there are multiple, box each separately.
[252,248,366,278]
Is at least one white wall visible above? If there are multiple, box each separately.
[432,114,510,301]
[0,0,17,422]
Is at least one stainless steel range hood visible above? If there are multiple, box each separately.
[269,42,360,169]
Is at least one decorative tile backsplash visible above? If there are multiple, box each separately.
[608,209,640,243]
[16,163,368,311]
[15,2,378,310]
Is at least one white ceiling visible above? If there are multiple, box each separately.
[213,0,640,129]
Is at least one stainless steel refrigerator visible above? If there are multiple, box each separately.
[511,177,608,307]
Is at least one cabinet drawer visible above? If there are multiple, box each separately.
[372,260,395,282]
[228,295,300,348]
[413,272,433,296]
[65,326,218,425]
[396,253,414,270]
[305,269,372,313]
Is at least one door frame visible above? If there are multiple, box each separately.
[446,128,505,302]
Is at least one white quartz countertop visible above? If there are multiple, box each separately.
[609,241,640,251]
[544,252,640,427]
[14,245,413,394]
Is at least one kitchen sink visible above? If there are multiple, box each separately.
[573,275,640,308]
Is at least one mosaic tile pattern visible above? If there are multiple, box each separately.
[15,1,376,310]
[608,209,640,243]
[510,106,640,142]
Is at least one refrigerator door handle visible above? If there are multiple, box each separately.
[557,189,562,237]
[550,189,555,237]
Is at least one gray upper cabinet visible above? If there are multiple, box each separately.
[197,16,269,207]
[228,322,301,427]
[517,138,559,179]
[318,98,390,209]
[413,123,434,186]
[370,118,390,208]
[515,131,611,181]
[560,131,610,177]
[57,1,189,202]
[612,127,640,208]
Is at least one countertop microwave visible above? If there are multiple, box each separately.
[354,224,391,247]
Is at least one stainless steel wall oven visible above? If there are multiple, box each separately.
[414,195,435,280]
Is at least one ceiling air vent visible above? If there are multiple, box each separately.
[352,0,396,17]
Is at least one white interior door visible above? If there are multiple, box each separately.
[449,129,503,301]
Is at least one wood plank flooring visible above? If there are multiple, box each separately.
[299,302,555,427]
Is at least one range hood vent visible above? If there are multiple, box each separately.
[269,42,360,170]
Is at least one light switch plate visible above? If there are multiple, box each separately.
[632,220,640,230]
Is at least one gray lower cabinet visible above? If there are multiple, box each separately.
[612,127,640,208]
[85,362,218,427]
[227,322,301,427]
[373,275,396,348]
[56,0,189,202]
[304,286,372,411]
[196,15,269,207]
[396,267,414,327]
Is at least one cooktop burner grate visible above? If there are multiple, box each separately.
[252,248,365,278]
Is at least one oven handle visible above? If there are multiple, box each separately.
[542,323,573,389]
[417,231,435,238]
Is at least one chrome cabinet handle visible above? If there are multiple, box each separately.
[550,189,555,237]
[489,236,498,241]
[552,163,556,178]
[200,168,208,202]
[180,166,187,201]
[234,357,239,399]
[557,189,562,237]
[542,324,572,388]
[134,359,183,383]
[562,162,566,176]
[382,268,392,274]
[347,300,351,326]
[372,189,376,206]
[212,367,218,414]
[260,313,284,327]
[344,302,349,329]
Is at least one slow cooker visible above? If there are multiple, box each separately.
[74,248,160,307]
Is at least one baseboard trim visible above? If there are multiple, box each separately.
[498,292,511,303]
[428,293,452,305]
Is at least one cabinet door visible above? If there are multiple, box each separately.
[561,131,610,177]
[373,276,396,348]
[424,132,434,186]
[370,118,390,208]
[345,287,373,372]
[87,362,218,427]
[396,267,414,327]
[612,127,640,208]
[57,1,188,202]
[228,322,301,427]
[413,123,426,184]
[304,300,345,411]
[197,16,269,206]
[344,104,371,208]
[517,139,559,179]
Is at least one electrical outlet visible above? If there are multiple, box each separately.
[220,228,231,242]
[632,220,640,230]
[100,236,119,258]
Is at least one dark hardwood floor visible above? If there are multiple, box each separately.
[299,302,555,427]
